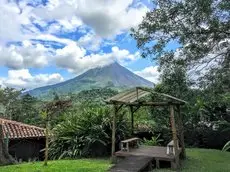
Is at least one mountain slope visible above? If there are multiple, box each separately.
[26,62,153,98]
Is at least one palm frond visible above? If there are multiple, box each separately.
[222,141,230,151]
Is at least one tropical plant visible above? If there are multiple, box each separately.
[222,141,230,151]
[219,120,230,151]
[142,134,164,146]
[49,104,129,159]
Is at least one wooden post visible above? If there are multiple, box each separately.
[129,106,134,135]
[111,105,117,162]
[177,105,186,159]
[44,115,49,166]
[4,132,9,154]
[170,105,179,169]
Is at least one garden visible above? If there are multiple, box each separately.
[0,0,229,171]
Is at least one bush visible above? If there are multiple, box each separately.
[142,134,163,146]
[49,104,129,159]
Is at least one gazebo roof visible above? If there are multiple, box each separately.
[105,87,187,105]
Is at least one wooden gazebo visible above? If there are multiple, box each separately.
[105,87,187,169]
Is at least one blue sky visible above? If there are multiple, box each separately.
[0,0,164,90]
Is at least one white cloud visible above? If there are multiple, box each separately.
[34,0,148,37]
[112,46,139,62]
[0,69,64,90]
[134,66,160,83]
[33,0,78,20]
[0,40,50,69]
[0,38,140,74]
[0,0,34,43]
[76,0,148,37]
[35,34,75,45]
[78,32,102,51]
[55,44,139,74]
[0,78,5,88]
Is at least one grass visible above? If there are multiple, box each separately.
[0,149,229,172]
[156,148,230,172]
[0,159,111,172]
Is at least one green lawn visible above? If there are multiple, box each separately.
[156,148,230,172]
[0,159,111,172]
[0,149,229,172]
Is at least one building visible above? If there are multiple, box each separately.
[0,118,45,161]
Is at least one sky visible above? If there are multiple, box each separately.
[0,0,161,90]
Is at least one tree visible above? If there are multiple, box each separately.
[0,87,22,120]
[0,87,18,165]
[131,0,229,86]
[131,1,230,149]
[42,99,71,166]
[156,59,189,98]
[0,121,16,165]
[16,94,41,125]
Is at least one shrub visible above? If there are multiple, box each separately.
[49,104,129,159]
[142,134,164,146]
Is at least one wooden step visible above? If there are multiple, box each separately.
[109,156,154,172]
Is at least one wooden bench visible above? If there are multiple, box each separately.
[121,137,140,152]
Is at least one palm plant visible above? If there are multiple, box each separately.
[143,134,164,146]
[218,120,230,151]
[223,141,230,151]
[49,105,129,159]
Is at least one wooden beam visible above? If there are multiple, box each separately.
[107,101,185,106]
[128,105,141,135]
[129,106,134,135]
[170,105,179,169]
[116,104,123,113]
[177,105,186,159]
[111,105,117,162]
[137,87,187,104]
[132,105,141,113]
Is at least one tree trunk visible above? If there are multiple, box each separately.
[44,118,49,166]
[0,123,16,165]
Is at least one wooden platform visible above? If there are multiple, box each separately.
[115,146,181,169]
[109,156,153,172]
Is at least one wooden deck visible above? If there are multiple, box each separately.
[116,146,181,160]
[115,146,182,169]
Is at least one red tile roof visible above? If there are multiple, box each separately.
[0,118,45,139]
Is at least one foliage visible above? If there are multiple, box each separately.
[131,0,229,78]
[0,87,22,120]
[71,88,118,105]
[49,104,129,159]
[0,159,111,172]
[142,134,163,146]
[0,87,43,126]
[219,120,230,151]
[222,141,230,151]
[18,94,42,125]
[138,59,230,149]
